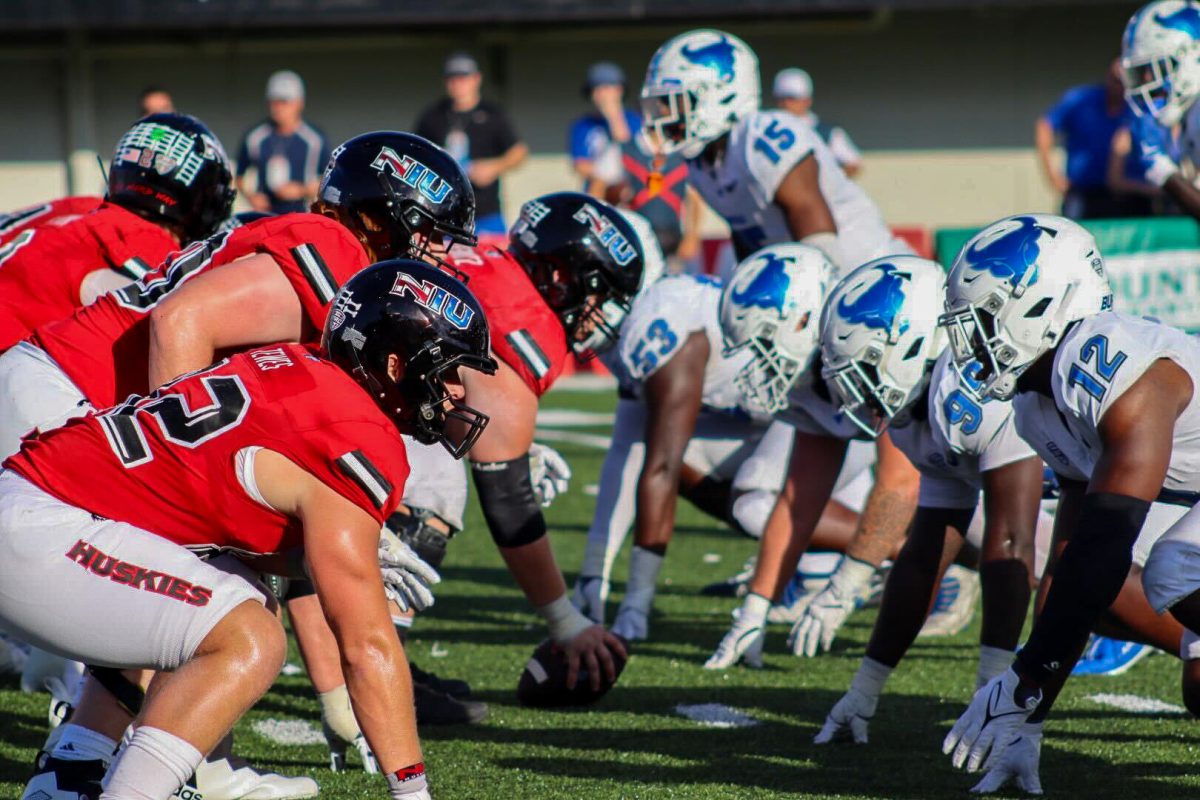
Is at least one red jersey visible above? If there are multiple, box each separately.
[33,213,370,409]
[6,343,409,555]
[0,195,103,246]
[444,244,568,396]
[0,202,176,353]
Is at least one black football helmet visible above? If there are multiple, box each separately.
[322,259,497,458]
[107,113,235,244]
[316,132,476,267]
[507,192,646,357]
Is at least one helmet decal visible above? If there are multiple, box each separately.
[680,36,737,82]
[328,290,363,331]
[729,251,791,313]
[370,147,452,205]
[390,271,476,329]
[1156,3,1200,35]
[962,215,1047,288]
[114,121,228,188]
[571,204,638,266]
[836,262,910,334]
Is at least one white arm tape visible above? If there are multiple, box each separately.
[537,593,594,645]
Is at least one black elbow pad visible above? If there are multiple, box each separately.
[472,456,547,548]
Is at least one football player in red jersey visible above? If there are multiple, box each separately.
[437,192,645,689]
[0,195,102,246]
[1,260,494,800]
[0,114,235,353]
[0,131,477,799]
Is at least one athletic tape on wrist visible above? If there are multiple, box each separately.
[538,593,594,644]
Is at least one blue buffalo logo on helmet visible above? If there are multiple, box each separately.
[680,36,737,82]
[572,204,638,266]
[962,215,1048,288]
[370,147,452,205]
[1156,3,1200,37]
[389,271,475,330]
[730,251,792,314]
[836,262,910,334]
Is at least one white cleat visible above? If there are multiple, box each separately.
[182,755,319,800]
[919,565,980,638]
[572,576,608,625]
[611,606,649,642]
[0,632,28,676]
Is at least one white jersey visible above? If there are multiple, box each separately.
[687,110,907,268]
[614,274,763,420]
[889,352,1036,509]
[779,366,868,440]
[1013,312,1200,498]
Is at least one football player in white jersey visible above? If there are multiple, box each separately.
[640,29,911,271]
[1121,1,1200,217]
[938,213,1200,791]
[812,258,1052,785]
[705,246,923,669]
[573,244,875,642]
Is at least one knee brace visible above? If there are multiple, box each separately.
[730,489,777,539]
[386,508,452,569]
[471,456,546,548]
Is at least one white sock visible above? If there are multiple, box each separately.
[619,547,665,616]
[977,645,1015,689]
[51,723,117,764]
[100,726,202,800]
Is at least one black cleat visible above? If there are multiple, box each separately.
[414,681,488,725]
[411,662,471,698]
[22,757,104,800]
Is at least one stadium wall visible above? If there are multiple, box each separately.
[0,5,1135,232]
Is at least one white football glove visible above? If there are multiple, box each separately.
[328,732,379,774]
[705,594,769,670]
[970,722,1043,795]
[814,686,876,744]
[943,668,1042,773]
[378,526,441,614]
[529,442,572,508]
[789,557,874,658]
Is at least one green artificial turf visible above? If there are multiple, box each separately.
[1,388,1197,798]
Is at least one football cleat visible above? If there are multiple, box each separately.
[699,555,757,598]
[1071,635,1152,676]
[611,606,649,642]
[415,682,489,725]
[919,565,981,638]
[22,757,104,800]
[182,755,319,800]
[411,663,471,699]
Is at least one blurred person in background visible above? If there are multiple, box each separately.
[137,86,174,116]
[236,70,330,214]
[1035,60,1129,219]
[415,52,527,235]
[773,68,862,177]
[1107,113,1178,216]
[570,62,642,194]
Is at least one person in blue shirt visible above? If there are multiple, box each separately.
[1107,113,1180,217]
[1035,60,1130,219]
[236,70,331,215]
[570,62,643,196]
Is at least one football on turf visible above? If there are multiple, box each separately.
[516,636,628,708]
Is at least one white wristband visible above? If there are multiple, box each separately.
[829,556,876,600]
[851,656,893,698]
[538,594,593,645]
[1146,154,1180,188]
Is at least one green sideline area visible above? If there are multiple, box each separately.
[2,388,1198,799]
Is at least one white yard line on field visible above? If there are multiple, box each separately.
[534,428,612,450]
[1085,693,1186,714]
[674,703,760,728]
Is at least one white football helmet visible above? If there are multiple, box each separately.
[719,243,834,414]
[938,214,1113,401]
[820,256,948,438]
[1122,1,1200,126]
[583,209,666,354]
[641,29,761,159]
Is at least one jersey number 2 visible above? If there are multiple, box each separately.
[1066,334,1127,402]
[99,365,250,468]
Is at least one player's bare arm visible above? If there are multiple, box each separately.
[635,331,709,551]
[147,253,305,389]
[255,447,422,773]
[842,433,920,567]
[460,359,627,690]
[773,154,837,241]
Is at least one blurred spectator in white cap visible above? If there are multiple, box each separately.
[138,86,174,117]
[415,52,528,235]
[773,67,863,177]
[570,61,642,193]
[236,69,330,213]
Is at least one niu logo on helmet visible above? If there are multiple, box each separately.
[572,205,638,266]
[371,147,452,205]
[389,272,475,330]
